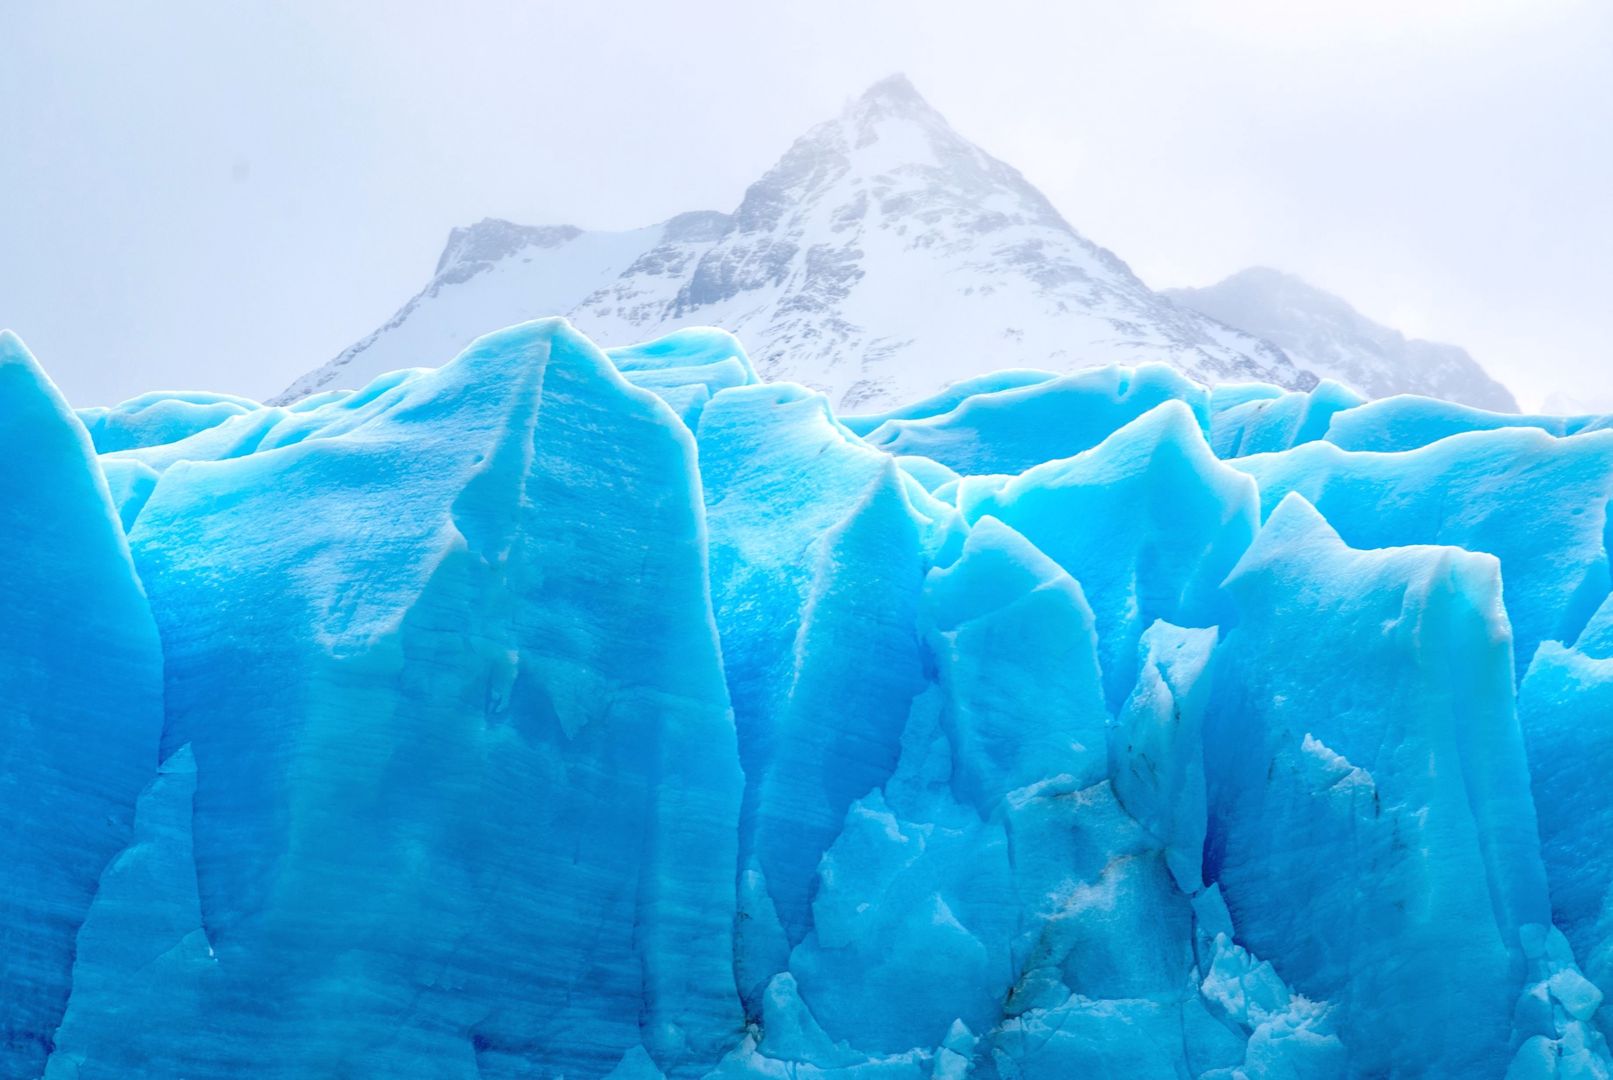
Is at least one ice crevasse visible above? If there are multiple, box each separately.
[4,320,1613,1078]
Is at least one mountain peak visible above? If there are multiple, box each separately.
[838,73,948,145]
[284,82,1393,410]
[1223,266,1299,287]
[851,73,928,113]
[723,74,971,234]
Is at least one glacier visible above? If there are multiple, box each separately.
[6,320,1613,1078]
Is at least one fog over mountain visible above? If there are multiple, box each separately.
[285,77,1517,413]
[1168,267,1518,412]
[6,2,1608,410]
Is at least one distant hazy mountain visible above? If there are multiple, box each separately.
[278,75,1309,409]
[1543,390,1613,416]
[1167,267,1517,412]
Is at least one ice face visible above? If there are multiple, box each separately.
[955,400,1260,713]
[1234,427,1613,674]
[52,322,746,1077]
[0,332,165,1078]
[1204,495,1544,1074]
[6,323,1613,1077]
[858,363,1208,477]
[1519,601,1613,1051]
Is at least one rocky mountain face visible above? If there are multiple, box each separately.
[280,76,1514,414]
[1167,267,1518,412]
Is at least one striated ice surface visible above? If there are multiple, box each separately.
[0,332,165,1077]
[4,319,1613,1078]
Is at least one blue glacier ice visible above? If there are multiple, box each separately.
[1233,427,1613,673]
[0,332,164,1078]
[855,364,1208,477]
[76,390,260,454]
[1208,379,1366,458]
[1204,495,1549,1074]
[4,321,1613,1078]
[1322,394,1613,453]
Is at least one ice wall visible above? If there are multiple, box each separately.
[5,323,1613,1078]
[0,332,164,1078]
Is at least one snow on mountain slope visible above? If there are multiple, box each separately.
[276,221,667,402]
[278,75,1310,409]
[1167,267,1518,412]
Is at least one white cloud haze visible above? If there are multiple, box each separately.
[2,0,1608,409]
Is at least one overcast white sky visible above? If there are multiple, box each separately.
[3,0,1609,409]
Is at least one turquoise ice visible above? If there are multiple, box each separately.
[4,321,1613,1078]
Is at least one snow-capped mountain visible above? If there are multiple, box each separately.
[1167,267,1518,412]
[278,75,1312,409]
